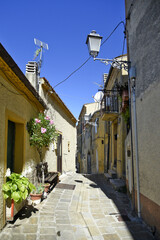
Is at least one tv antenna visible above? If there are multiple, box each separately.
[93,82,103,88]
[34,38,49,77]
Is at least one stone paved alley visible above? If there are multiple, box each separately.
[0,173,156,240]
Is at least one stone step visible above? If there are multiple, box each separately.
[108,169,117,179]
[109,179,126,192]
[104,173,112,181]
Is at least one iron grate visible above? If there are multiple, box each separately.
[56,183,76,190]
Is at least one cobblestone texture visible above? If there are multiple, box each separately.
[0,173,156,240]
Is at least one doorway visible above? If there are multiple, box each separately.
[113,123,118,169]
[6,120,24,173]
[57,134,62,173]
[87,152,91,174]
[7,120,15,172]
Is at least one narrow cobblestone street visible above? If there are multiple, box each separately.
[0,173,155,240]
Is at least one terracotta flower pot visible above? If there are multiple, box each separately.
[122,90,129,101]
[43,183,50,193]
[30,193,43,201]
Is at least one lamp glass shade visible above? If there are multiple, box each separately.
[86,31,102,58]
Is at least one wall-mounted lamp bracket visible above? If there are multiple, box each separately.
[94,58,130,71]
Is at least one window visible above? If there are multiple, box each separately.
[68,141,70,152]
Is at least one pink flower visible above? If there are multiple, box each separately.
[45,116,50,120]
[50,120,54,125]
[35,118,41,123]
[41,127,47,134]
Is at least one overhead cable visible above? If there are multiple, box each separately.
[53,21,125,89]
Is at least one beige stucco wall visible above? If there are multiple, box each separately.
[39,84,76,173]
[0,71,41,230]
[95,117,105,173]
[125,0,160,232]
[85,102,99,116]
[135,81,160,205]
[77,102,100,174]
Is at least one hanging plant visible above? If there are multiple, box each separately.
[116,82,128,96]
[121,106,130,124]
[27,112,58,162]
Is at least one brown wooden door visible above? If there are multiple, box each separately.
[57,134,62,173]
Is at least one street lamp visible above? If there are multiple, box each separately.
[86,30,103,58]
[86,30,141,218]
[86,30,130,71]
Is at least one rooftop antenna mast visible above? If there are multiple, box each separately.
[34,38,49,77]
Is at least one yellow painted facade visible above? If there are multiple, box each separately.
[101,56,128,178]
[91,112,105,174]
[0,49,45,230]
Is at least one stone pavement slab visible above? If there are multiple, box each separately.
[0,173,156,240]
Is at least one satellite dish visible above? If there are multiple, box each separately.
[93,91,104,102]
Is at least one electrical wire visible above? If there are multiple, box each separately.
[121,36,126,57]
[53,56,91,89]
[0,82,24,96]
[101,21,125,47]
[53,21,125,89]
[0,78,41,113]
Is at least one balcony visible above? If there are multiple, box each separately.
[101,90,119,121]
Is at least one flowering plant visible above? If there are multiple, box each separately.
[27,112,58,162]
[2,169,36,203]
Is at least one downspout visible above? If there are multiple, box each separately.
[124,4,135,211]
[107,122,110,171]
[130,69,141,218]
[128,69,135,211]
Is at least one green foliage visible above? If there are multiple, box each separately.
[31,183,44,194]
[122,107,130,123]
[116,82,128,96]
[27,113,58,161]
[2,173,36,203]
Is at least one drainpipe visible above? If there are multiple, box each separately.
[130,68,141,218]
[127,69,135,212]
[107,122,110,171]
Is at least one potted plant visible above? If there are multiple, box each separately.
[43,183,50,193]
[30,183,45,204]
[2,169,36,220]
[27,113,58,183]
[122,106,130,123]
[116,82,129,112]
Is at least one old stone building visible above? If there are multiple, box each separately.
[26,62,77,174]
[0,44,46,230]
[0,44,77,230]
[101,55,128,180]
[39,77,77,173]
[77,103,99,173]
[125,0,160,235]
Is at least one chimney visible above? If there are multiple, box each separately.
[26,61,39,92]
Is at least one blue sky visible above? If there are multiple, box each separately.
[0,1,126,119]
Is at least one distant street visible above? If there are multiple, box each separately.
[0,173,154,240]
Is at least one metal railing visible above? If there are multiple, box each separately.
[101,90,119,114]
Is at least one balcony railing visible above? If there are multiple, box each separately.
[101,90,119,121]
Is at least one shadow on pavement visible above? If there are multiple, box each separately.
[83,174,157,240]
[8,205,39,225]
